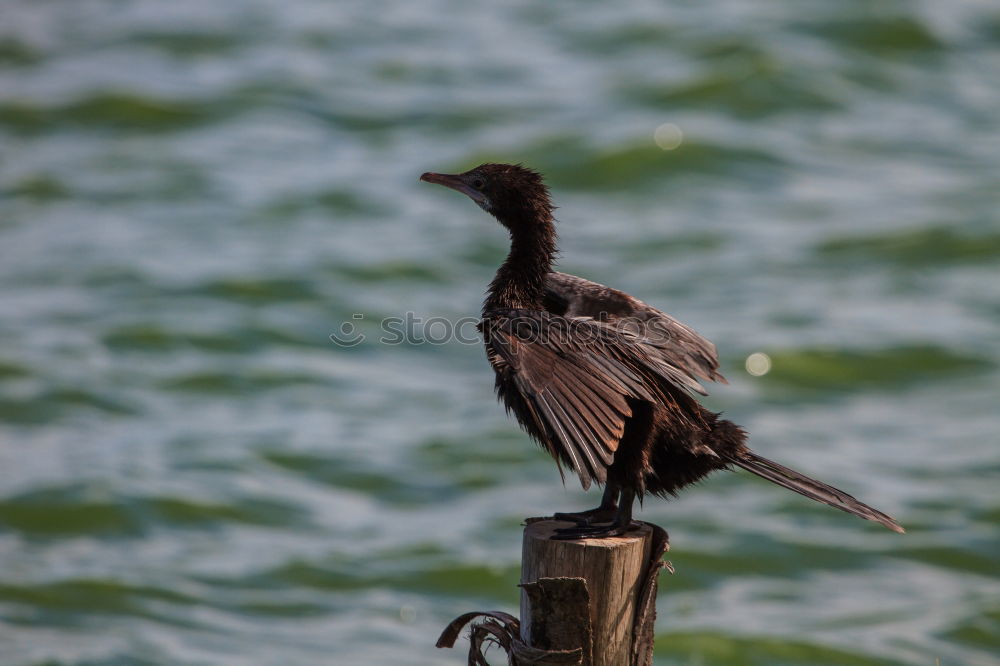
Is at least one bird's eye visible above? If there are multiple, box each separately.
[472,179,485,190]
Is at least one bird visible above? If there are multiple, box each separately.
[420,163,903,539]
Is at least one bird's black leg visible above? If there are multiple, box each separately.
[551,487,640,539]
[551,482,619,526]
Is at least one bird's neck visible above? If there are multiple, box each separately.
[484,219,556,313]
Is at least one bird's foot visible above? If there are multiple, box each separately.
[550,520,641,540]
[550,507,617,527]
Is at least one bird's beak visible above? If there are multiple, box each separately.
[420,172,489,208]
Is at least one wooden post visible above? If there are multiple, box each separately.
[436,518,669,666]
[519,519,668,666]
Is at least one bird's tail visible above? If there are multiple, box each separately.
[725,450,904,533]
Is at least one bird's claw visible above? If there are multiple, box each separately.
[551,508,617,527]
[550,520,640,540]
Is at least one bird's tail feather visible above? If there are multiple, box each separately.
[726,451,904,533]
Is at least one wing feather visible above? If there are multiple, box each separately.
[545,391,607,483]
[483,309,667,488]
[544,271,726,391]
[531,393,586,478]
[553,381,621,464]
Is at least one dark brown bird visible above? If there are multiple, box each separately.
[421,163,903,538]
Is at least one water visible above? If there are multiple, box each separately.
[1,1,998,664]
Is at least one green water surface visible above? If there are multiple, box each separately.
[1,1,998,664]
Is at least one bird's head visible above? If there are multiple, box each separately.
[420,163,554,230]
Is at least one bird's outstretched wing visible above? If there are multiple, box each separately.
[543,271,726,395]
[482,308,697,489]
